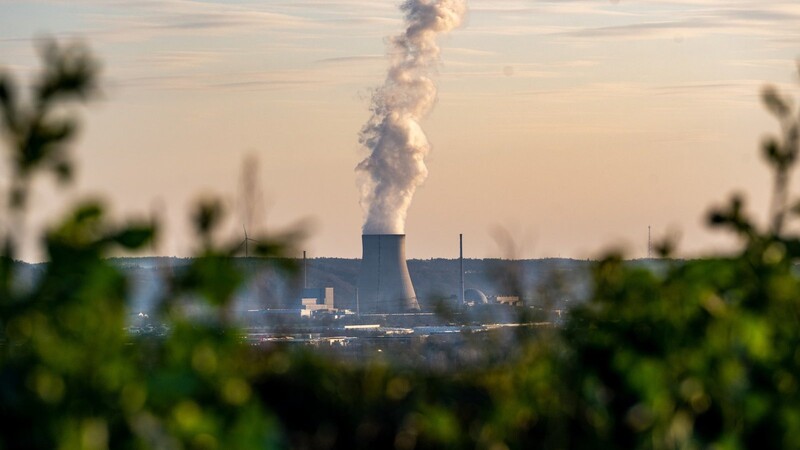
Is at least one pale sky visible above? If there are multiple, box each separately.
[2,0,800,261]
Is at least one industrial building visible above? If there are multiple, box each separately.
[299,287,334,317]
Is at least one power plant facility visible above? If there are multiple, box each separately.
[357,234,420,313]
[120,0,577,350]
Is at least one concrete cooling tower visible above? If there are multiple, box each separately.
[358,234,420,313]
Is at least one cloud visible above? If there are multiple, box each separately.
[137,51,221,70]
[314,55,384,65]
[8,0,798,101]
[505,80,767,107]
[97,4,319,38]
[446,47,498,57]
[552,5,800,42]
[116,71,322,91]
[470,0,635,17]
[560,20,723,40]
[209,79,319,89]
[460,0,800,44]
[726,59,800,70]
[113,60,386,92]
[55,0,400,35]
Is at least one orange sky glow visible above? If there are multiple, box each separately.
[2,0,800,261]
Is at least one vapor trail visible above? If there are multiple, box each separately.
[357,0,467,235]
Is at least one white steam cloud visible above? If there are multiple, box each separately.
[357,0,467,235]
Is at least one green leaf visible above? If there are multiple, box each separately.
[763,85,791,119]
[110,225,154,250]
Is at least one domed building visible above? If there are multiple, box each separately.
[464,288,488,305]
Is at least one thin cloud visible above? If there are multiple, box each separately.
[116,61,385,92]
[470,0,635,17]
[462,1,800,44]
[447,47,499,57]
[210,79,320,89]
[314,55,383,65]
[725,59,799,69]
[561,20,722,40]
[504,80,765,105]
[138,51,221,70]
[118,73,321,91]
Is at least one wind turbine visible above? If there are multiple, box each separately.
[238,225,260,257]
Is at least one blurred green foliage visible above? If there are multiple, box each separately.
[3,40,800,449]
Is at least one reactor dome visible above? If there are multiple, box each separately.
[465,288,488,305]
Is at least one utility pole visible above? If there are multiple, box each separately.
[303,251,307,288]
[648,226,651,259]
[460,233,465,307]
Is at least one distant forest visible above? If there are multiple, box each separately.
[17,257,658,312]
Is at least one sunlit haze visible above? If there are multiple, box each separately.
[2,0,800,261]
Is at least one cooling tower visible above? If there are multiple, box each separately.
[358,234,420,313]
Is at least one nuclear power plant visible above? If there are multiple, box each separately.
[357,234,420,313]
[351,1,465,314]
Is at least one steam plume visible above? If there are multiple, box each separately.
[357,0,467,234]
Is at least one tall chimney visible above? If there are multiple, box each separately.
[357,234,419,313]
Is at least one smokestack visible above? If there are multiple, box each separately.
[358,234,419,313]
